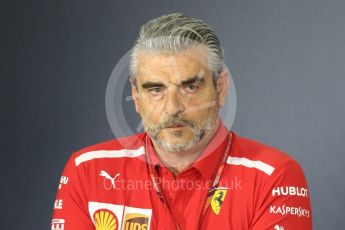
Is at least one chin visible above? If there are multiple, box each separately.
[161,135,193,145]
[159,141,196,152]
[157,135,202,152]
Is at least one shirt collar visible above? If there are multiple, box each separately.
[145,121,230,180]
[191,121,229,180]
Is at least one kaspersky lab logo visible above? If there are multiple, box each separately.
[123,213,149,230]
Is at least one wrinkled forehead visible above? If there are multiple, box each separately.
[136,46,211,83]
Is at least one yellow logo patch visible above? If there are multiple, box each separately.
[94,209,119,230]
[210,189,227,215]
[123,213,149,230]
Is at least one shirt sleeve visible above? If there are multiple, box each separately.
[250,159,312,230]
[51,153,94,230]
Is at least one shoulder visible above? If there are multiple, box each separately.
[228,131,304,177]
[69,133,147,167]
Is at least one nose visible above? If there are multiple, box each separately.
[164,88,185,117]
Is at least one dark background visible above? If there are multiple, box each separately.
[1,0,345,229]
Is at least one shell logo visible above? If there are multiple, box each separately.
[93,209,119,230]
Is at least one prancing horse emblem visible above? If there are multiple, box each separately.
[99,170,120,190]
[215,191,224,207]
[210,189,228,215]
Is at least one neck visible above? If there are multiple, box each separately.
[151,119,220,176]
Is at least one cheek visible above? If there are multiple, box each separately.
[185,90,218,116]
[187,106,216,122]
[137,98,163,122]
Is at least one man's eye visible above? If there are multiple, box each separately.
[150,87,162,93]
[148,87,165,97]
[184,83,199,93]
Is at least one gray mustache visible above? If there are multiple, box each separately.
[159,118,195,129]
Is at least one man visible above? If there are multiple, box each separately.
[51,13,312,229]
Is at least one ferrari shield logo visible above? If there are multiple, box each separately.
[210,189,227,215]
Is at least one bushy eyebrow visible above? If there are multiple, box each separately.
[141,82,166,89]
[141,76,204,89]
[180,76,204,86]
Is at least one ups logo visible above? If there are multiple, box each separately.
[123,213,149,230]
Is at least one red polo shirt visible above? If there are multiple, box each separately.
[146,122,229,228]
[51,122,312,230]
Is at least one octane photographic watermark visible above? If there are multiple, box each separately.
[101,177,243,192]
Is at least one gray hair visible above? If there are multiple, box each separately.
[129,13,225,85]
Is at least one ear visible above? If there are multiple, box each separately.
[216,70,229,107]
[130,78,140,113]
